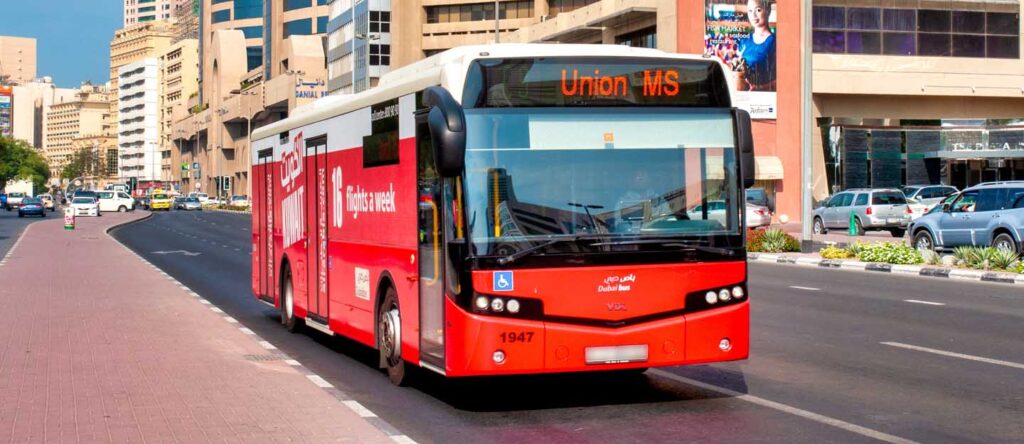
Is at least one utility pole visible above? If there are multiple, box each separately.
[494,0,500,43]
[800,0,814,250]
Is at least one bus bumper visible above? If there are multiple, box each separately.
[441,300,748,377]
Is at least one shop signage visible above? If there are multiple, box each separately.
[295,79,328,99]
[950,142,1024,151]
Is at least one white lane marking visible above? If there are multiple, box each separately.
[284,359,301,367]
[649,370,918,444]
[210,306,224,314]
[223,316,239,324]
[258,340,276,350]
[881,342,1024,371]
[307,374,333,388]
[789,286,820,291]
[391,436,417,444]
[343,400,377,418]
[904,299,945,306]
[239,327,256,335]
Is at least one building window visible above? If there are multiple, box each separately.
[317,15,328,34]
[369,44,390,66]
[548,0,597,17]
[812,4,1019,59]
[369,11,390,32]
[234,0,263,20]
[285,0,312,11]
[426,1,533,23]
[616,26,656,48]
[246,46,263,71]
[212,9,231,24]
[284,18,312,38]
[238,25,263,39]
[139,6,156,13]
[212,0,232,4]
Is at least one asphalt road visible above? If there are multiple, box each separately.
[0,204,51,257]
[112,210,1024,443]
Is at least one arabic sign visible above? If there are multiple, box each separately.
[295,79,328,99]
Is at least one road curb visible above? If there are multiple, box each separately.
[105,212,415,443]
[208,208,251,215]
[749,253,1024,286]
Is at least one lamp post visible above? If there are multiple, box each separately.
[230,88,258,200]
[800,0,814,249]
[494,0,500,43]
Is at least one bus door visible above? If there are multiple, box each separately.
[304,136,330,324]
[416,114,460,370]
[256,148,274,304]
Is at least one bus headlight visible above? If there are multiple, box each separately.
[490,297,505,312]
[506,299,520,314]
[718,289,731,302]
[475,296,490,310]
[732,286,745,299]
[705,291,718,305]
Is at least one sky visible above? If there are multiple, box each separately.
[3,0,122,88]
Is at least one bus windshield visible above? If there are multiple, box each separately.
[462,107,740,256]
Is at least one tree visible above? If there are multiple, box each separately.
[61,148,106,181]
[0,136,50,192]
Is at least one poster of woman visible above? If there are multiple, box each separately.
[705,0,777,119]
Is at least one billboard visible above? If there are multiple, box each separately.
[0,86,12,137]
[705,0,777,119]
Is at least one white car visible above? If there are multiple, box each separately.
[745,203,772,228]
[906,197,930,220]
[69,197,101,217]
[97,190,135,212]
[188,192,210,204]
[229,195,250,207]
[685,201,770,228]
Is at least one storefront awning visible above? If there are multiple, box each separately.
[755,156,784,180]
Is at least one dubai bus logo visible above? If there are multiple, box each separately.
[281,131,304,190]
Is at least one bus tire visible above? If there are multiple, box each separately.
[378,287,409,386]
[281,265,301,333]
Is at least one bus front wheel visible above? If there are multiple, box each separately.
[378,287,409,386]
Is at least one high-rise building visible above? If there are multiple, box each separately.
[124,0,175,27]
[158,39,199,182]
[173,0,201,42]
[118,58,161,180]
[326,0,392,94]
[11,78,77,148]
[44,85,110,175]
[0,36,37,84]
[108,22,175,180]
[201,0,266,91]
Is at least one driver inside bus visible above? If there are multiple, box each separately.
[615,170,671,232]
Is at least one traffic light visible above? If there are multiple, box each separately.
[127,177,138,192]
[223,176,231,191]
[181,162,188,171]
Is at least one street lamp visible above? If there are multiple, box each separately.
[230,88,258,200]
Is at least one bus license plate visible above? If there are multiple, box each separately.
[585,345,648,365]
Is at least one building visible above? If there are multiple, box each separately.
[108,22,176,180]
[118,58,161,180]
[44,85,111,175]
[200,0,266,82]
[173,0,201,42]
[124,0,175,27]
[0,36,37,84]
[158,39,199,182]
[810,0,1024,195]
[10,78,77,148]
[325,0,392,94]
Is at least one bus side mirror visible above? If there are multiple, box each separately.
[733,109,756,189]
[422,86,467,177]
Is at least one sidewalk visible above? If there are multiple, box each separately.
[0,213,394,443]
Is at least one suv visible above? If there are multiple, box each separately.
[813,189,911,237]
[910,182,1024,252]
[902,185,958,208]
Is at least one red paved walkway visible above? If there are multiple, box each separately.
[0,213,392,443]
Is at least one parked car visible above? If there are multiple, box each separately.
[906,197,930,220]
[910,182,1024,252]
[69,197,101,217]
[745,187,773,213]
[187,192,210,204]
[97,190,135,212]
[173,196,186,210]
[902,185,958,207]
[812,189,911,237]
[229,195,250,207]
[17,197,46,218]
[0,193,6,209]
[746,203,772,228]
[36,194,55,210]
[682,200,767,228]
[5,192,27,211]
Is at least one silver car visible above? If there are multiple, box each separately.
[813,189,911,237]
[182,197,203,211]
[902,185,958,208]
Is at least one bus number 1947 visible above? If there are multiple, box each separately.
[499,331,534,343]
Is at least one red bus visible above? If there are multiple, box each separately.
[251,44,754,385]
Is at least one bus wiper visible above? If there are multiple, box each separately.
[496,235,585,265]
[589,238,737,257]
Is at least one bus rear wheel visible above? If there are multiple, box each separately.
[378,287,409,386]
[281,266,301,332]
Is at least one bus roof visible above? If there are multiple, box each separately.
[250,44,728,143]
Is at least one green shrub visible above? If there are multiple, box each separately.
[989,248,1018,271]
[820,245,853,259]
[747,229,765,252]
[845,241,867,257]
[856,242,923,265]
[757,228,801,253]
[953,246,978,267]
